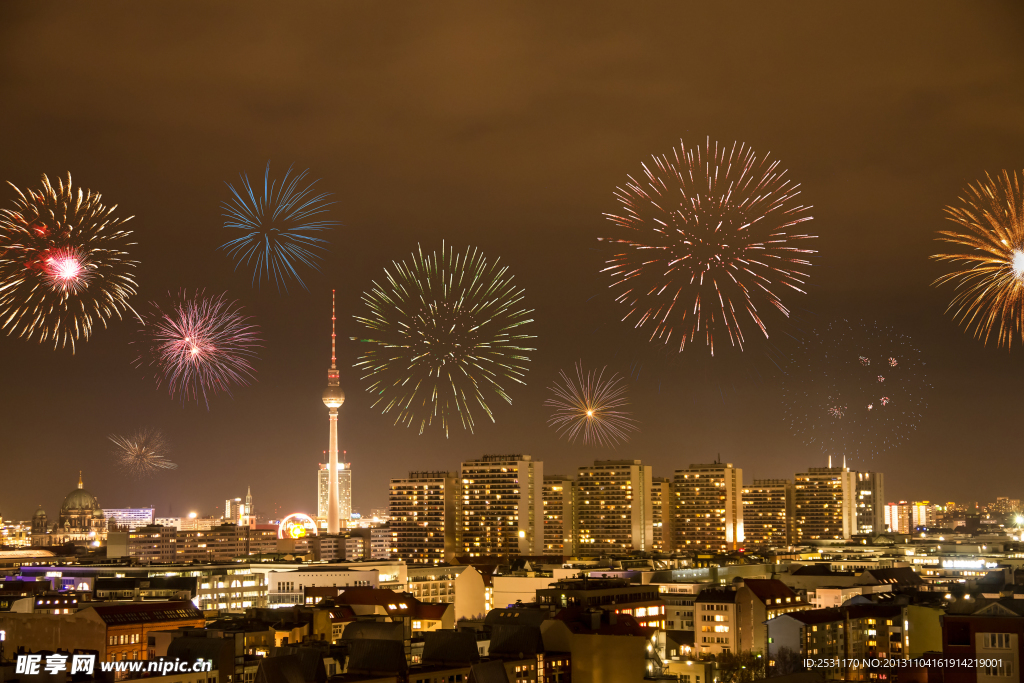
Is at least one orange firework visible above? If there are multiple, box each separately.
[932,170,1024,348]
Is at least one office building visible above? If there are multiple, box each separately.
[855,471,885,535]
[651,477,673,554]
[542,475,575,557]
[741,479,793,547]
[794,466,856,541]
[102,507,155,531]
[317,462,353,527]
[672,462,743,551]
[388,471,460,565]
[575,460,653,556]
[461,454,543,557]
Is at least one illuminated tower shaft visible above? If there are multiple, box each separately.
[322,290,345,534]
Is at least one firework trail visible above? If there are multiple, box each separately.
[353,242,535,436]
[932,170,1024,348]
[600,138,815,356]
[783,319,929,462]
[109,428,176,478]
[0,174,137,350]
[221,162,338,292]
[545,362,638,447]
[135,291,261,408]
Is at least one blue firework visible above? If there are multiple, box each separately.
[220,162,338,291]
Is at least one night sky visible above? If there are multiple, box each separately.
[2,2,1023,521]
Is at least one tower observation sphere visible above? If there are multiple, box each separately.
[323,385,345,408]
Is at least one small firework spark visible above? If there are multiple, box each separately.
[135,291,261,408]
[354,242,535,435]
[109,428,176,478]
[221,162,338,292]
[0,174,137,350]
[932,170,1024,347]
[545,362,638,447]
[859,356,870,366]
[600,138,815,355]
[783,319,929,462]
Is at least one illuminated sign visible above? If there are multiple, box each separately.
[278,513,318,540]
[941,560,998,569]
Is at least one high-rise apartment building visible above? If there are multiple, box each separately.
[884,501,911,534]
[793,467,856,541]
[461,454,543,557]
[575,460,653,556]
[651,478,673,553]
[855,471,885,536]
[388,471,460,565]
[672,462,743,551]
[542,475,575,557]
[317,462,352,526]
[741,479,793,547]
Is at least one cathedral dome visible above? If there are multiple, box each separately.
[33,507,47,518]
[61,488,97,512]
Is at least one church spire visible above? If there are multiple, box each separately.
[78,471,83,489]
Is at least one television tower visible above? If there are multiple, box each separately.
[322,290,345,534]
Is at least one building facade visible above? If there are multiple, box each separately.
[651,478,673,554]
[855,471,884,536]
[672,462,743,551]
[102,508,155,531]
[741,479,793,548]
[794,467,856,541]
[388,471,460,565]
[460,454,543,557]
[541,475,575,557]
[317,462,353,527]
[575,460,653,557]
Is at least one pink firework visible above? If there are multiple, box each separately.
[889,357,898,367]
[828,405,845,419]
[880,397,890,406]
[136,291,261,407]
[859,356,870,366]
[42,248,93,294]
[877,375,885,382]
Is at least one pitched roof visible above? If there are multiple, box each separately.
[861,567,923,586]
[341,621,404,641]
[344,638,408,674]
[489,625,545,657]
[695,588,737,604]
[254,656,306,683]
[468,659,512,683]
[553,608,655,637]
[791,565,855,577]
[335,588,450,620]
[422,630,481,665]
[741,579,799,603]
[87,601,204,625]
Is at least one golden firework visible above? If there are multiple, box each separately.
[932,170,1024,347]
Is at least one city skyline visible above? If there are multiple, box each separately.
[3,3,1024,521]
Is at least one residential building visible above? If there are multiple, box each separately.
[111,523,281,563]
[317,461,353,527]
[655,582,700,633]
[102,508,155,531]
[542,475,575,557]
[345,536,365,561]
[741,479,793,548]
[884,500,912,534]
[672,462,743,551]
[651,478,673,554]
[267,567,380,606]
[575,460,653,557]
[734,579,811,654]
[333,587,454,637]
[793,466,856,541]
[942,596,1024,683]
[388,471,460,565]
[536,578,665,630]
[695,587,738,656]
[406,564,487,621]
[854,471,884,536]
[461,454,543,557]
[369,524,390,559]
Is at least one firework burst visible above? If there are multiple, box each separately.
[932,170,1024,347]
[783,319,929,461]
[110,428,176,478]
[0,174,137,350]
[545,362,638,447]
[353,242,535,436]
[220,162,338,292]
[600,138,815,355]
[135,291,261,408]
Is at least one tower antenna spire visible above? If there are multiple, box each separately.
[331,289,336,370]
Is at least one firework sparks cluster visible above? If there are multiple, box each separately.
[353,243,535,435]
[135,291,262,408]
[0,174,137,350]
[600,138,816,356]
[109,428,177,478]
[932,170,1024,348]
[221,163,338,292]
[545,362,638,448]
[783,320,929,461]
